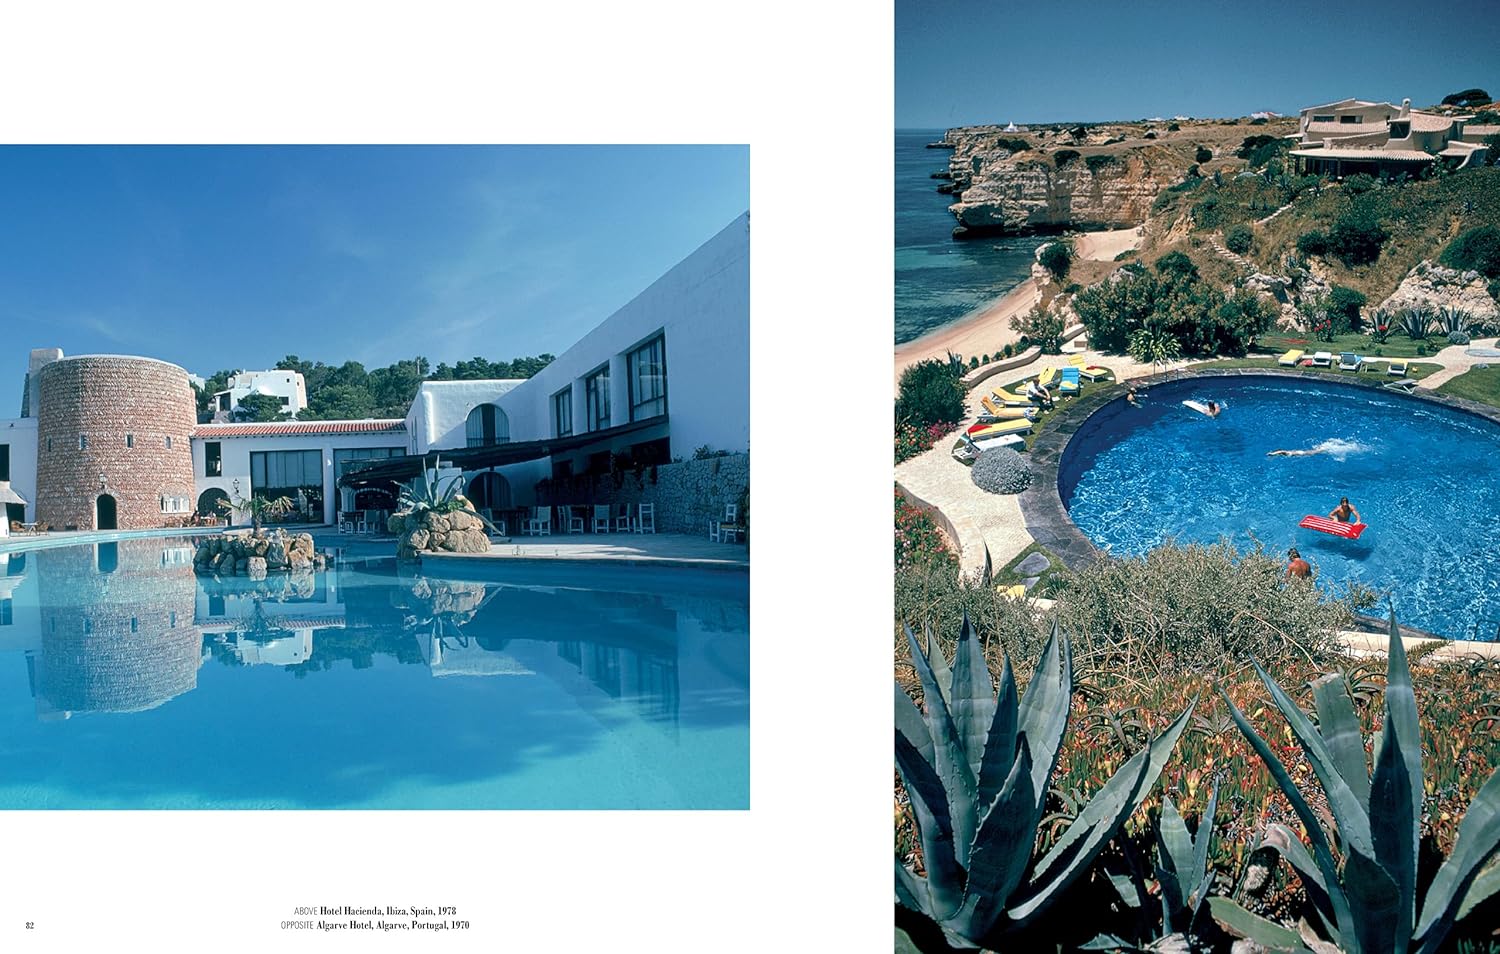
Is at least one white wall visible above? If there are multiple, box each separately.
[0,417,39,524]
[405,380,525,457]
[191,429,407,525]
[212,370,308,421]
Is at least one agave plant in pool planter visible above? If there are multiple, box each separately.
[1208,611,1500,953]
[397,456,499,533]
[896,617,1195,950]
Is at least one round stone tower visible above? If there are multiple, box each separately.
[35,355,197,531]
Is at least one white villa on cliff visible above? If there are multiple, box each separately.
[1289,97,1493,177]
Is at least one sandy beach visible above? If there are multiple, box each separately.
[893,227,1142,390]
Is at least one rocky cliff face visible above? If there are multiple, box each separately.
[942,128,1186,238]
[1376,261,1500,325]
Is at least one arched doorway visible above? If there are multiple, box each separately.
[466,472,512,511]
[197,488,230,519]
[96,494,117,531]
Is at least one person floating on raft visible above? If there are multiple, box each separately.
[1182,399,1222,418]
[1329,496,1361,524]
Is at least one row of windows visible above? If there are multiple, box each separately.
[45,434,174,452]
[160,495,191,513]
[250,449,323,489]
[548,333,666,438]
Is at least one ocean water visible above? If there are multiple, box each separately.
[895,129,1044,345]
[1059,376,1500,640]
[0,538,749,808]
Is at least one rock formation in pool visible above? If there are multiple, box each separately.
[194,529,327,577]
[388,505,492,560]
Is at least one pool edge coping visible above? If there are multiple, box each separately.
[1019,367,1500,643]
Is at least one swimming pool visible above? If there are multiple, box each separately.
[1059,375,1500,641]
[0,537,748,808]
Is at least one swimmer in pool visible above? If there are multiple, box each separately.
[1329,496,1362,524]
[1205,401,1221,418]
[1268,447,1319,457]
[1286,547,1311,580]
[1126,386,1142,407]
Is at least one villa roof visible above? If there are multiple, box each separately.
[1305,121,1374,134]
[193,419,407,439]
[1439,141,1483,157]
[1406,112,1456,131]
[1289,147,1435,161]
[1302,98,1362,112]
[1327,130,1391,147]
[1466,125,1500,137]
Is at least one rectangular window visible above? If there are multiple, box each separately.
[165,435,173,449]
[1340,115,1360,124]
[280,396,290,406]
[205,441,222,477]
[585,366,610,431]
[218,394,230,411]
[553,388,573,438]
[0,444,8,481]
[1313,114,1334,123]
[251,449,324,513]
[125,434,134,448]
[79,434,88,450]
[627,334,667,422]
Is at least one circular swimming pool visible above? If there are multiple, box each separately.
[1059,375,1500,641]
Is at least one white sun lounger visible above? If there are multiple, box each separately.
[1310,351,1333,367]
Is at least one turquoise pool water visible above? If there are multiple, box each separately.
[1059,376,1500,641]
[0,537,748,808]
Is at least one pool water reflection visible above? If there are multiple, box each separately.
[0,538,749,809]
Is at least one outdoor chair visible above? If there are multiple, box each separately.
[528,506,552,536]
[614,503,634,533]
[710,504,739,543]
[1057,366,1082,396]
[561,506,585,534]
[1338,352,1363,372]
[635,502,655,534]
[1387,360,1409,377]
[1311,351,1333,367]
[1277,349,1305,366]
[592,505,611,533]
[1065,354,1111,382]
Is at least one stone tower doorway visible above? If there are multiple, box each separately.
[96,493,117,530]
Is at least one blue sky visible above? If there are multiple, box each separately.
[898,0,1500,128]
[0,145,747,398]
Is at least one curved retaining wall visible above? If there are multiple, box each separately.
[35,356,198,531]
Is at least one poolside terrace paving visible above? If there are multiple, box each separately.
[418,532,748,571]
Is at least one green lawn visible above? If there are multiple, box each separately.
[1437,365,1500,407]
[1255,332,1447,360]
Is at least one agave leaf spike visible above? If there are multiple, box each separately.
[894,716,965,920]
[1310,673,1371,810]
[923,624,953,708]
[974,653,1018,810]
[1371,609,1422,942]
[1413,764,1500,951]
[1206,896,1317,953]
[895,857,932,919]
[895,681,935,769]
[904,625,979,855]
[955,737,1040,939]
[1015,621,1072,817]
[1009,700,1197,923]
[1251,657,1375,858]
[1156,795,1194,918]
[1455,859,1500,925]
[950,615,998,785]
[1221,687,1357,946]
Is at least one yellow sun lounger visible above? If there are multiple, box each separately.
[1278,349,1305,366]
[979,401,1034,420]
[1065,354,1111,381]
[982,393,1030,414]
[1037,367,1059,388]
[967,417,1033,438]
[997,584,1028,601]
[1387,360,1409,377]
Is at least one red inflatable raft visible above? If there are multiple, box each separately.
[1298,515,1367,539]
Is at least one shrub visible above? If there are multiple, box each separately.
[1143,130,1156,139]
[1001,343,1014,359]
[1223,223,1253,255]
[1328,285,1367,333]
[970,447,1032,494]
[1449,330,1472,345]
[1400,306,1435,340]
[1297,229,1329,257]
[1074,270,1157,353]
[1039,241,1073,282]
[1417,342,1429,356]
[1167,121,1179,131]
[1329,202,1388,266]
[969,355,980,369]
[1439,306,1473,337]
[1084,154,1117,173]
[1343,173,1377,195]
[997,137,1030,152]
[896,356,965,430]
[1441,87,1491,107]
[1191,194,1221,228]
[1440,225,1500,278]
[1010,306,1065,354]
[1194,145,1212,164]
[894,489,953,569]
[895,420,958,465]
[1053,149,1080,168]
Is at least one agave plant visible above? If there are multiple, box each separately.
[395,456,499,532]
[1399,307,1435,341]
[1208,612,1500,953]
[895,617,1194,949]
[1438,306,1474,337]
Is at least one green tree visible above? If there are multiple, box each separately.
[232,392,289,422]
[1440,225,1500,277]
[301,383,376,420]
[1009,306,1065,354]
[1329,201,1388,266]
[1224,223,1253,255]
[1038,240,1073,282]
[1327,285,1368,332]
[1194,145,1212,164]
[1440,87,1491,107]
[1073,266,1160,353]
[193,369,237,422]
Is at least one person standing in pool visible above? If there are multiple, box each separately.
[1329,497,1362,523]
[1126,385,1142,407]
[1205,401,1221,418]
[1286,547,1311,581]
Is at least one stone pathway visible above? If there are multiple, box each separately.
[1255,202,1295,226]
[1208,234,1255,274]
[1412,337,1500,390]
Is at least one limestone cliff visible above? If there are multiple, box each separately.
[1376,260,1500,325]
[941,126,1192,238]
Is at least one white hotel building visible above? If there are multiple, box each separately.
[0,212,749,534]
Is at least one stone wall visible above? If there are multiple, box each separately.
[35,355,198,531]
[536,452,749,535]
